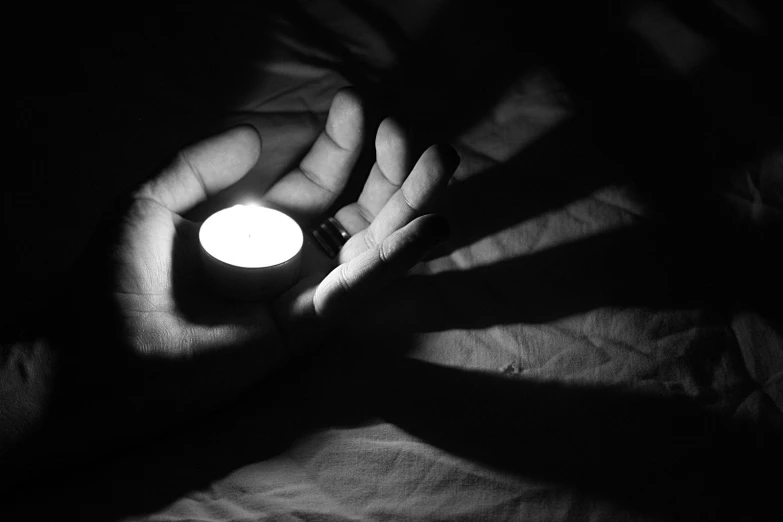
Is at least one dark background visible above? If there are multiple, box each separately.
[5,4,282,327]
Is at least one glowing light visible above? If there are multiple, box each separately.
[199,205,303,268]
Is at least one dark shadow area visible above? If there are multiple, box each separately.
[359,358,782,522]
[363,218,783,333]
[0,364,312,520]
[4,3,283,327]
[441,119,623,252]
[3,344,779,521]
[289,0,782,175]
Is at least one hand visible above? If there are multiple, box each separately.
[90,88,458,427]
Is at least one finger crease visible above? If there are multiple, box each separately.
[299,165,337,195]
[336,264,351,294]
[376,162,403,188]
[400,188,418,213]
[179,150,209,199]
[378,239,392,264]
[364,229,378,251]
[133,195,170,212]
[356,203,375,226]
[325,125,353,153]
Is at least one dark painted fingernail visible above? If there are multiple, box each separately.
[437,144,461,171]
[428,215,451,242]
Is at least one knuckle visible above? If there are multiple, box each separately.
[377,118,405,148]
[378,238,393,265]
[336,263,352,294]
[363,229,378,251]
[400,185,418,212]
[128,195,157,216]
[129,332,155,358]
[175,331,194,357]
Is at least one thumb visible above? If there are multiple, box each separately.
[314,214,450,322]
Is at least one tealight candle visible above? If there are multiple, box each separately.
[199,204,303,300]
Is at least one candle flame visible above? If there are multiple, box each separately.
[200,205,303,268]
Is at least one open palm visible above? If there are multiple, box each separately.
[109,89,458,419]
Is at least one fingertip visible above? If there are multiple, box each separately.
[385,214,450,261]
[418,144,460,179]
[424,213,451,244]
[229,124,262,163]
[376,117,408,150]
[375,117,411,183]
[209,124,261,173]
[434,143,461,173]
[329,87,366,148]
[410,144,460,191]
[333,85,361,103]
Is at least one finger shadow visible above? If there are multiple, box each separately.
[438,118,622,255]
[360,217,783,336]
[299,0,783,238]
[341,358,783,521]
[5,318,779,522]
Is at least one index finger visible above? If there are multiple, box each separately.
[135,125,262,215]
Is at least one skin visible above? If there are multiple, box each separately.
[0,88,459,483]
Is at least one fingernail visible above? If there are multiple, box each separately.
[438,144,461,172]
[428,215,451,243]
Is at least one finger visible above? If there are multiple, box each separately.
[136,125,261,215]
[263,88,365,224]
[314,214,450,321]
[340,144,459,261]
[334,118,411,234]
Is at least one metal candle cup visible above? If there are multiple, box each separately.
[199,205,303,300]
